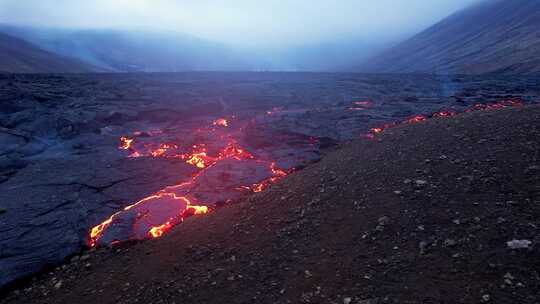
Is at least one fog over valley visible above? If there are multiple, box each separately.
[0,0,482,71]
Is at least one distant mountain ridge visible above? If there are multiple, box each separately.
[0,32,96,73]
[363,0,540,74]
[0,26,255,72]
[0,25,388,73]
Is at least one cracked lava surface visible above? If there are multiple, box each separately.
[89,99,525,247]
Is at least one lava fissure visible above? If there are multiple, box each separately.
[365,99,523,138]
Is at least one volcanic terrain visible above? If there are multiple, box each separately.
[0,73,539,303]
[2,102,539,304]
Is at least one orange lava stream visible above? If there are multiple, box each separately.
[89,116,289,246]
[213,118,229,127]
[365,99,522,139]
[119,137,134,150]
[92,100,524,246]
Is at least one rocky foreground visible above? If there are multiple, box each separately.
[2,105,539,304]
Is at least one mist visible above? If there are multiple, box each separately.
[1,0,481,47]
[0,0,483,71]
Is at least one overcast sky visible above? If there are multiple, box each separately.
[0,0,482,47]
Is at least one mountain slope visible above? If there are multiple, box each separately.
[0,32,95,73]
[364,0,540,74]
[0,27,254,72]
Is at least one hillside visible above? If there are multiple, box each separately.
[3,105,539,303]
[364,0,540,74]
[0,27,254,72]
[0,32,95,73]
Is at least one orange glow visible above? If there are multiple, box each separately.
[89,116,295,246]
[149,221,173,238]
[119,137,134,150]
[252,183,264,192]
[186,152,212,169]
[433,111,456,118]
[406,115,427,124]
[364,99,524,139]
[213,118,229,127]
[185,205,209,216]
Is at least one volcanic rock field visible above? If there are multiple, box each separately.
[1,72,539,289]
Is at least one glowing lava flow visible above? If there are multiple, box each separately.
[89,192,210,246]
[119,137,134,150]
[213,118,229,127]
[91,99,523,246]
[89,117,290,246]
[365,99,523,138]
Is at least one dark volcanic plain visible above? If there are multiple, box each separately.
[0,73,539,302]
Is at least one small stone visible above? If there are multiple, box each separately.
[415,180,428,185]
[80,254,90,261]
[444,239,457,247]
[304,270,313,278]
[403,179,412,184]
[378,216,390,225]
[452,219,461,225]
[503,273,515,280]
[419,241,428,255]
[525,165,539,173]
[343,297,352,304]
[393,190,402,195]
[482,294,490,302]
[506,239,532,249]
[54,281,62,289]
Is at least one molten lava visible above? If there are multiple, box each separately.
[213,118,229,127]
[89,116,291,246]
[92,99,522,247]
[365,99,523,138]
[119,137,134,150]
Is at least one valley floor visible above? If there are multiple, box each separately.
[3,105,539,304]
